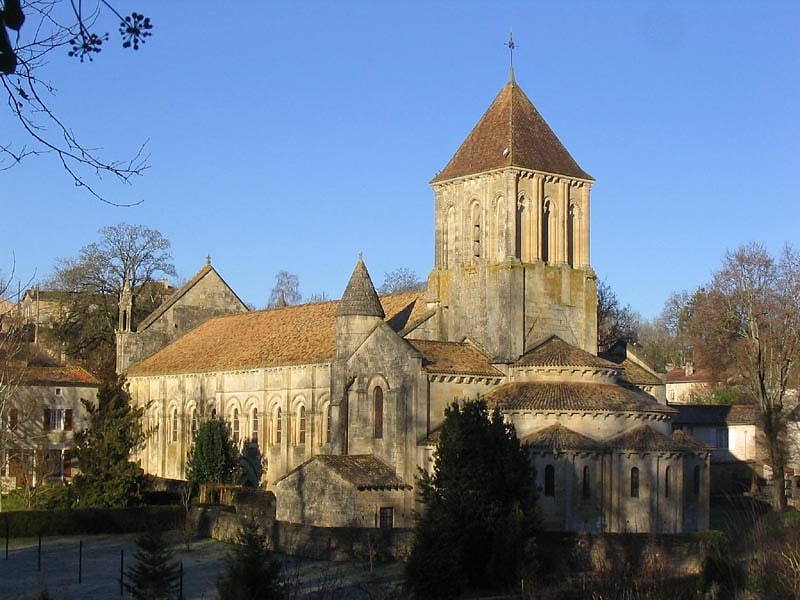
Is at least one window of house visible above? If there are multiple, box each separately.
[44,408,72,432]
[232,408,240,445]
[630,467,640,498]
[665,466,671,498]
[171,408,179,443]
[373,387,383,439]
[715,428,729,449]
[544,465,555,497]
[379,507,394,529]
[54,388,62,396]
[582,465,590,498]
[298,406,306,445]
[3,408,17,431]
[251,408,259,443]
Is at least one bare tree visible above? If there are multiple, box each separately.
[0,263,31,511]
[690,242,800,510]
[1,1,153,204]
[596,279,640,353]
[267,271,301,308]
[637,290,697,372]
[47,223,175,372]
[378,267,424,294]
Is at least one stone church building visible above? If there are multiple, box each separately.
[120,71,710,533]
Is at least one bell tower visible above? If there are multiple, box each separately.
[427,71,597,362]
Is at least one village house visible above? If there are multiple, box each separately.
[119,70,711,533]
[1,365,98,491]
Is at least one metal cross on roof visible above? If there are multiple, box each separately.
[506,32,516,67]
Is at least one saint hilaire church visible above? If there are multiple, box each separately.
[119,69,710,533]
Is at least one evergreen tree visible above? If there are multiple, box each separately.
[72,377,146,507]
[125,529,180,600]
[216,520,284,600]
[185,418,240,485]
[405,399,537,598]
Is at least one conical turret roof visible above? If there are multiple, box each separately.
[337,257,385,318]
[432,77,592,183]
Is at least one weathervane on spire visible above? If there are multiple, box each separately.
[506,32,516,67]
[505,32,516,82]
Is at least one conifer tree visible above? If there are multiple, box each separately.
[185,418,240,485]
[216,520,284,600]
[125,529,180,600]
[406,399,537,598]
[72,377,146,507]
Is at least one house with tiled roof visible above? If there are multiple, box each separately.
[1,365,98,491]
[665,363,716,404]
[121,69,709,533]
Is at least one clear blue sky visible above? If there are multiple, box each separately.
[2,1,798,319]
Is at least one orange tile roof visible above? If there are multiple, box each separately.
[7,366,99,386]
[432,78,591,183]
[523,424,605,451]
[620,359,663,386]
[407,339,503,377]
[665,367,715,384]
[606,424,704,452]
[515,335,618,370]
[128,292,426,376]
[313,455,411,490]
[484,381,675,414]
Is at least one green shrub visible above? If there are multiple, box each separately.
[1,505,183,538]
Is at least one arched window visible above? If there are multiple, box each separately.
[630,467,640,498]
[517,196,530,261]
[544,464,555,497]
[273,407,282,445]
[444,206,455,268]
[541,198,551,262]
[190,408,198,438]
[665,466,671,498]
[373,387,384,439]
[171,408,178,443]
[693,465,701,497]
[251,408,259,443]
[567,202,576,266]
[297,406,306,445]
[232,408,240,445]
[496,197,506,260]
[471,202,481,258]
[582,465,591,498]
[325,404,332,444]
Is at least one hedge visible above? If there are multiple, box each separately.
[0,505,183,539]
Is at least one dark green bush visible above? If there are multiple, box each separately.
[0,505,183,538]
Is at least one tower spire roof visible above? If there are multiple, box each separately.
[431,79,592,183]
[337,256,385,318]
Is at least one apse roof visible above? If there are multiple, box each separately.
[522,423,605,452]
[515,335,618,370]
[484,381,675,414]
[432,76,592,183]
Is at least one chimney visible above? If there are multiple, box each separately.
[684,361,694,377]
